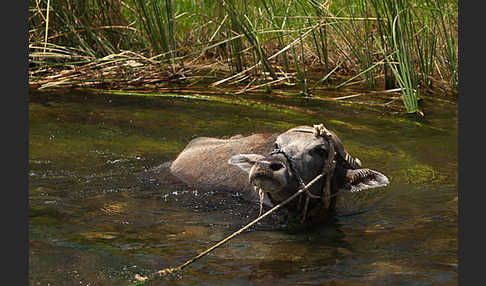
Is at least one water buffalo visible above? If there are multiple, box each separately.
[157,124,388,223]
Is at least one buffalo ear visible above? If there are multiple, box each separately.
[228,154,265,173]
[343,168,389,192]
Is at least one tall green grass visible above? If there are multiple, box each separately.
[369,0,419,113]
[29,0,457,114]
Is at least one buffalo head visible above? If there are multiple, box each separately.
[228,125,389,221]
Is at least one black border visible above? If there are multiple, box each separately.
[5,0,29,285]
[458,1,478,285]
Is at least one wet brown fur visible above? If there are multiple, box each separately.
[167,133,279,201]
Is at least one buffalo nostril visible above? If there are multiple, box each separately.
[270,162,284,171]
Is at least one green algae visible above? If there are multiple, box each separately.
[344,142,454,186]
[328,119,378,134]
[82,88,314,118]
[29,103,185,164]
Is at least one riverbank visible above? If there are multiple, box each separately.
[29,0,457,115]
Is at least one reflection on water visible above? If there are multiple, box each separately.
[29,89,457,285]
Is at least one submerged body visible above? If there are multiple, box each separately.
[159,125,389,222]
[168,133,278,205]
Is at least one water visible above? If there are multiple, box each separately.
[29,89,457,285]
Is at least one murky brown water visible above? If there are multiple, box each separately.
[29,89,457,285]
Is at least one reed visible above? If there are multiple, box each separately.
[325,0,378,89]
[391,3,419,113]
[428,0,457,88]
[133,0,175,67]
[29,0,458,114]
[368,0,418,113]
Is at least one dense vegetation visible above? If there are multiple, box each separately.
[29,0,457,114]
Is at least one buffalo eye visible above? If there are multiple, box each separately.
[311,146,327,157]
[270,162,284,171]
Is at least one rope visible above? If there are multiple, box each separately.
[300,124,336,221]
[154,169,328,278]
